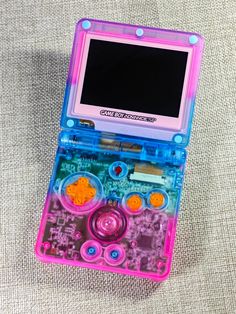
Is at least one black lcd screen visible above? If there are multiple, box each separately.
[81,39,188,118]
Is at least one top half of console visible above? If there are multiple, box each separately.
[60,19,204,147]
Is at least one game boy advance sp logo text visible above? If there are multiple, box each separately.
[100,110,156,123]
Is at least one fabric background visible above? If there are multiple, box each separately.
[0,0,236,313]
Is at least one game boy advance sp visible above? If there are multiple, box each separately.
[35,19,203,281]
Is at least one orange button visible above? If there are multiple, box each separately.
[66,176,96,206]
[149,192,164,208]
[127,194,143,212]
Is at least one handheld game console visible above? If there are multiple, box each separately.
[35,19,204,281]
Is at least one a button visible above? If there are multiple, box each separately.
[122,192,145,215]
[80,240,102,262]
[109,161,128,180]
[89,206,127,242]
[104,244,126,266]
[147,189,168,210]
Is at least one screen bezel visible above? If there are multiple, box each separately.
[70,33,193,131]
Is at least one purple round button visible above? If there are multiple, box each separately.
[89,206,127,242]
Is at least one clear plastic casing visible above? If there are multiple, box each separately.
[35,19,204,281]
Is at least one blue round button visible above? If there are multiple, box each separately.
[174,134,183,144]
[109,161,128,180]
[136,28,144,37]
[87,246,96,256]
[110,250,119,259]
[67,119,74,127]
[82,20,91,30]
[189,35,198,45]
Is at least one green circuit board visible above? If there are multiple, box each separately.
[52,147,181,216]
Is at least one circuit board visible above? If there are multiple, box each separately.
[36,146,183,280]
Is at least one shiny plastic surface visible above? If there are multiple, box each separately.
[35,19,204,281]
[61,18,204,145]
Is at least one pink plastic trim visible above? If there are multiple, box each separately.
[63,18,204,143]
[71,33,193,132]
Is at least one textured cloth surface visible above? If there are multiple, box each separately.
[0,1,236,313]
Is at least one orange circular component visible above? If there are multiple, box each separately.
[126,194,143,212]
[77,177,90,187]
[149,192,164,208]
[66,177,97,206]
